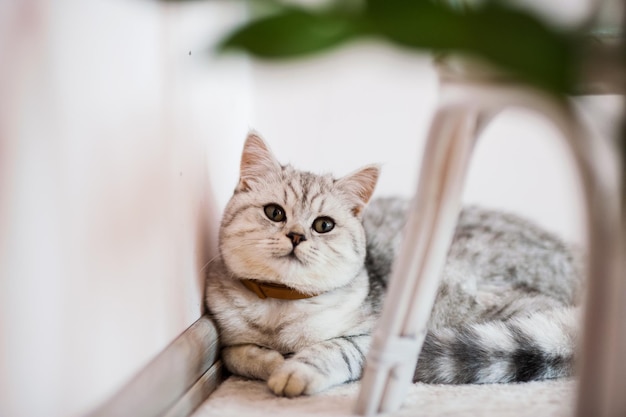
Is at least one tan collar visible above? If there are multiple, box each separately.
[240,279,317,300]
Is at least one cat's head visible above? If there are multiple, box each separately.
[219,133,379,295]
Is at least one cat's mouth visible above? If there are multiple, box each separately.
[285,249,303,263]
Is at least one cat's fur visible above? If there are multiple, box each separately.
[205,133,583,397]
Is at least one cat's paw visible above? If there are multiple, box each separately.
[222,345,285,381]
[267,360,327,397]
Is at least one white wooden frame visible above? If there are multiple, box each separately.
[354,74,624,416]
[86,316,222,417]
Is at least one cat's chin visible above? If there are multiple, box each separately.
[276,264,363,295]
[284,252,301,263]
[222,248,363,294]
[280,249,306,265]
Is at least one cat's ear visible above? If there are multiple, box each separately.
[237,132,281,192]
[336,165,380,216]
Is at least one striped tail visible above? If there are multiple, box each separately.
[414,307,579,384]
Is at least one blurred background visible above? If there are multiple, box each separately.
[0,1,621,416]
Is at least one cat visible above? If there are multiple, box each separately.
[205,132,583,397]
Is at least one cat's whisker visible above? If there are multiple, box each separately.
[199,254,220,273]
[200,241,264,272]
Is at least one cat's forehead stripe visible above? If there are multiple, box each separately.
[285,179,299,204]
[299,174,312,205]
[277,168,335,209]
[310,192,325,213]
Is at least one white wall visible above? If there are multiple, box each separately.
[1,1,617,417]
[0,1,250,416]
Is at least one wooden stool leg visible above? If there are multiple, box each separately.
[498,85,623,416]
[499,84,623,417]
[355,79,622,416]
[570,119,624,417]
[354,99,483,416]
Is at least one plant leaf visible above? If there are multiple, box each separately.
[218,0,580,93]
[219,10,361,58]
[365,0,577,93]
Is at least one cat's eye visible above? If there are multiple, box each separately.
[312,217,335,234]
[264,204,286,222]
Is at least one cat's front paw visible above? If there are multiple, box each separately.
[222,344,285,381]
[267,360,327,397]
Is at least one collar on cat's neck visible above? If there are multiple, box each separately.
[240,279,318,300]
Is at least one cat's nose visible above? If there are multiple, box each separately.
[286,232,306,247]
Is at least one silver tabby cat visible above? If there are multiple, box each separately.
[205,133,583,397]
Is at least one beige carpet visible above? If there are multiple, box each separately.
[192,376,576,417]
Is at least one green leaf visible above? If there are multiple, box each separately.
[218,0,580,93]
[219,10,361,58]
[364,0,577,93]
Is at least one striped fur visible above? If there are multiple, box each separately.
[205,133,583,397]
[415,307,579,384]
